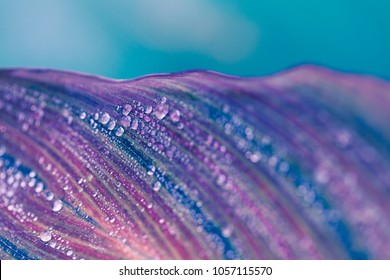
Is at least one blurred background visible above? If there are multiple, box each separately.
[0,0,389,79]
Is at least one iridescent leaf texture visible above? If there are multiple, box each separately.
[0,66,390,259]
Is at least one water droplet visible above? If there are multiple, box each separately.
[279,161,289,173]
[79,112,86,120]
[7,177,15,185]
[62,109,70,118]
[147,165,156,176]
[39,231,52,242]
[109,218,115,223]
[99,112,110,125]
[216,174,226,186]
[169,110,180,122]
[122,104,132,116]
[147,203,153,209]
[45,163,52,171]
[28,178,37,187]
[154,104,169,120]
[315,167,329,184]
[249,152,261,163]
[45,192,54,201]
[107,120,116,130]
[67,116,73,125]
[268,156,278,167]
[159,218,165,224]
[245,127,254,140]
[222,225,234,237]
[52,200,63,212]
[35,182,44,193]
[115,127,124,137]
[153,181,161,192]
[66,250,73,256]
[145,105,153,114]
[131,119,138,130]
[121,116,131,127]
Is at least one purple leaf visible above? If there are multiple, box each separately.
[0,66,390,259]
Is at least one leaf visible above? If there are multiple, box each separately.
[0,66,390,259]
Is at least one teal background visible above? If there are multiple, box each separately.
[0,0,389,79]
